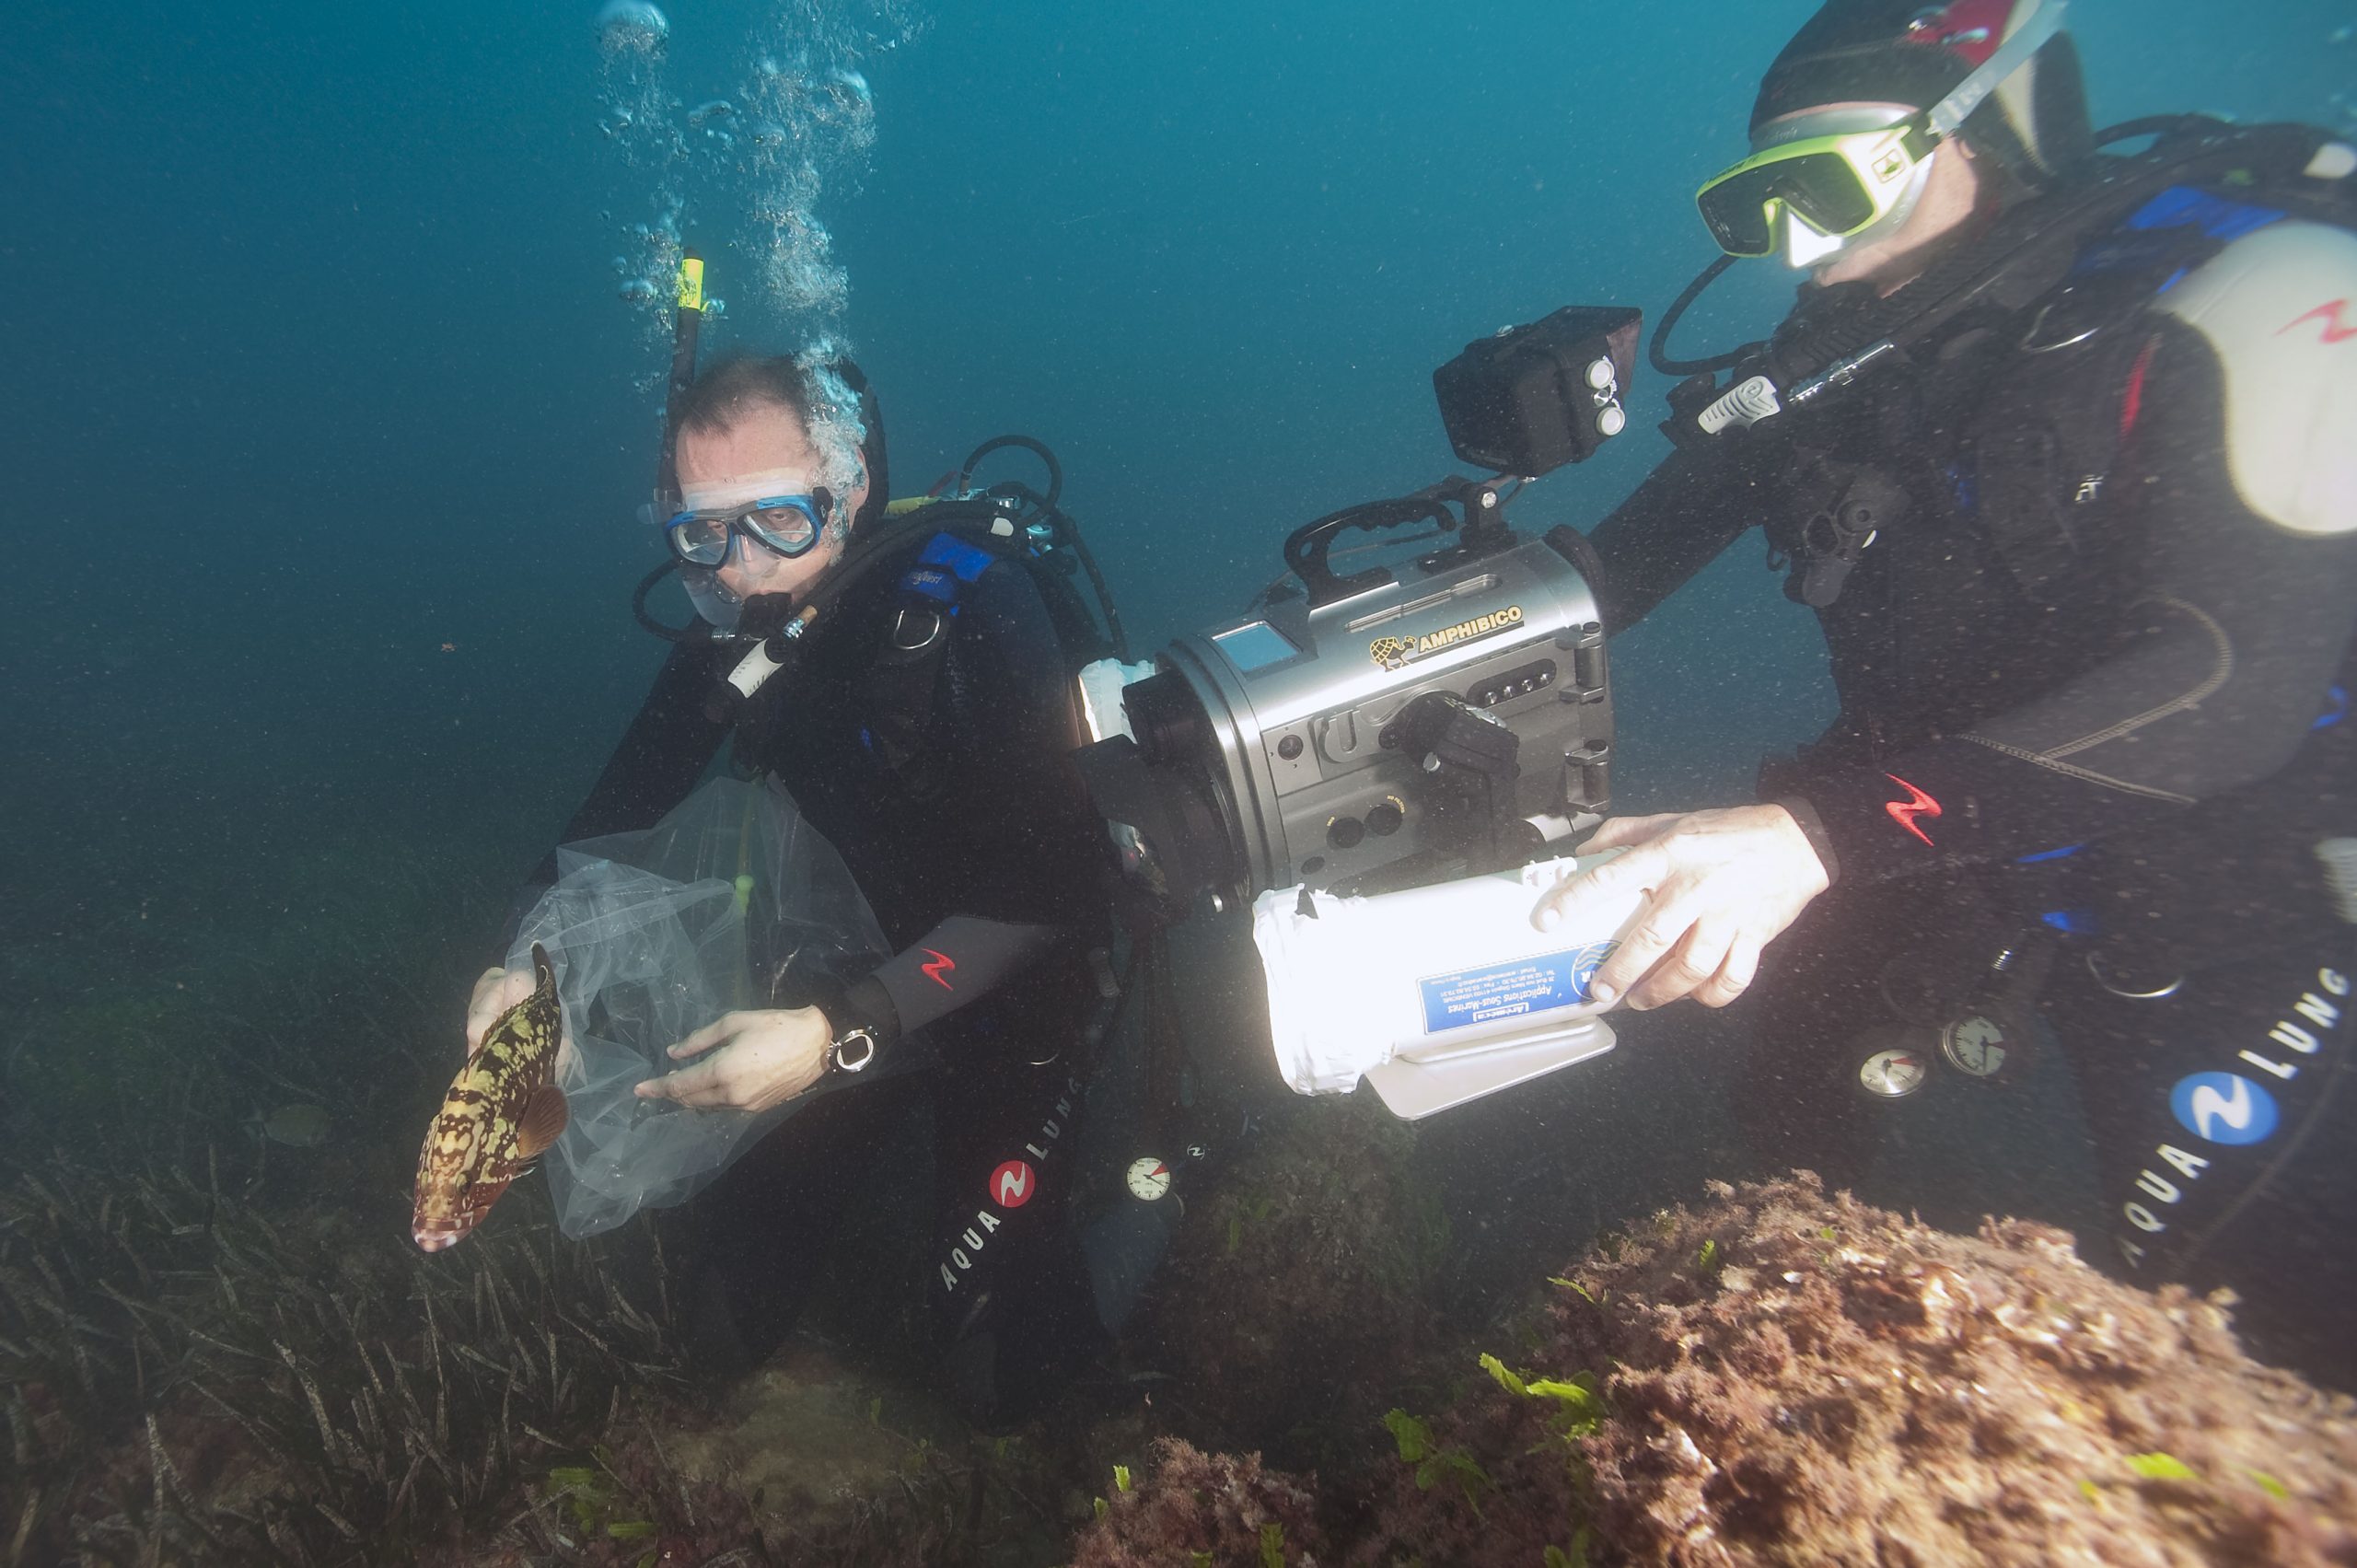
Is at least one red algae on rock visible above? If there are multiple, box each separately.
[1068,1438,1334,1567]
[1364,1172,2357,1567]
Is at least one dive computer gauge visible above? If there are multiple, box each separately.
[1940,1013,2011,1078]
[1858,1047,1930,1098]
[1125,1156,1173,1202]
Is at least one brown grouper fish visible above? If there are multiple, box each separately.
[412,943,571,1251]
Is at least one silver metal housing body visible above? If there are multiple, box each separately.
[1161,534,1613,896]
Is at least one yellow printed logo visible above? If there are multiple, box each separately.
[1368,605,1524,670]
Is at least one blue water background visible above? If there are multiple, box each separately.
[1,0,2346,1080]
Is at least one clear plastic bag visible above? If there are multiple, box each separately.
[505,775,892,1238]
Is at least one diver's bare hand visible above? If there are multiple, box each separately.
[636,1007,830,1112]
[463,966,535,1056]
[1529,805,1829,1011]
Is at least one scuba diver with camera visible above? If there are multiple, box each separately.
[1513,0,2357,1385]
[1077,0,2355,1390]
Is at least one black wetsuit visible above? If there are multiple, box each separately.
[534,525,1113,1417]
[1587,189,2357,1383]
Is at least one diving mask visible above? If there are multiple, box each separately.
[663,488,835,567]
[1695,0,2068,261]
[1697,111,1938,261]
[656,469,841,633]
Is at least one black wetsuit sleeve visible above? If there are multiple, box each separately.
[502,638,734,935]
[1795,321,2357,885]
[1582,440,1769,633]
[835,916,1062,1052]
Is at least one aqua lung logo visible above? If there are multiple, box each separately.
[2118,966,2346,1269]
[2169,1073,2279,1146]
[940,1076,1079,1292]
[991,1159,1037,1208]
[1368,605,1524,671]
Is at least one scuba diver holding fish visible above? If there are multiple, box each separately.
[448,312,1128,1423]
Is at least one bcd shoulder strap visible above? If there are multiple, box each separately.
[859,530,1006,796]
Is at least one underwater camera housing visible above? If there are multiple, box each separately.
[1074,306,1639,925]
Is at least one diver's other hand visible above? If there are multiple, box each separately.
[463,965,535,1057]
[636,1008,830,1112]
[1529,805,1829,1011]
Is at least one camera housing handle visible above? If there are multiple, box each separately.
[1283,475,1523,611]
[1283,493,1455,610]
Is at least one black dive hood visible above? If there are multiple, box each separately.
[1649,117,2348,446]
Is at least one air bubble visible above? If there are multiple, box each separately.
[594,0,930,376]
[828,68,872,110]
[594,1,668,57]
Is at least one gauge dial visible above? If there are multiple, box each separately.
[1125,1156,1172,1201]
[1941,1014,2009,1077]
[1858,1048,1929,1098]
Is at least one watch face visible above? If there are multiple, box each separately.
[1125,1156,1172,1202]
[1941,1014,2008,1077]
[1858,1048,1929,1098]
[830,1028,877,1073]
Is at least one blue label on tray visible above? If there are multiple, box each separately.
[1417,942,1619,1034]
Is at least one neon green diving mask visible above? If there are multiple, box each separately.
[1694,0,2069,260]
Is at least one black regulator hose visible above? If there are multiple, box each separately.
[631,558,703,644]
[1649,254,1764,379]
[958,435,1063,512]
[954,434,1130,661]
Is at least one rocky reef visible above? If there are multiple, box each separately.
[1074,1172,2357,1567]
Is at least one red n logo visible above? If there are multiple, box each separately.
[1884,774,1942,846]
[2279,299,2357,344]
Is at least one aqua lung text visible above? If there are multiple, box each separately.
[2117,966,2348,1268]
[939,1075,1081,1292]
